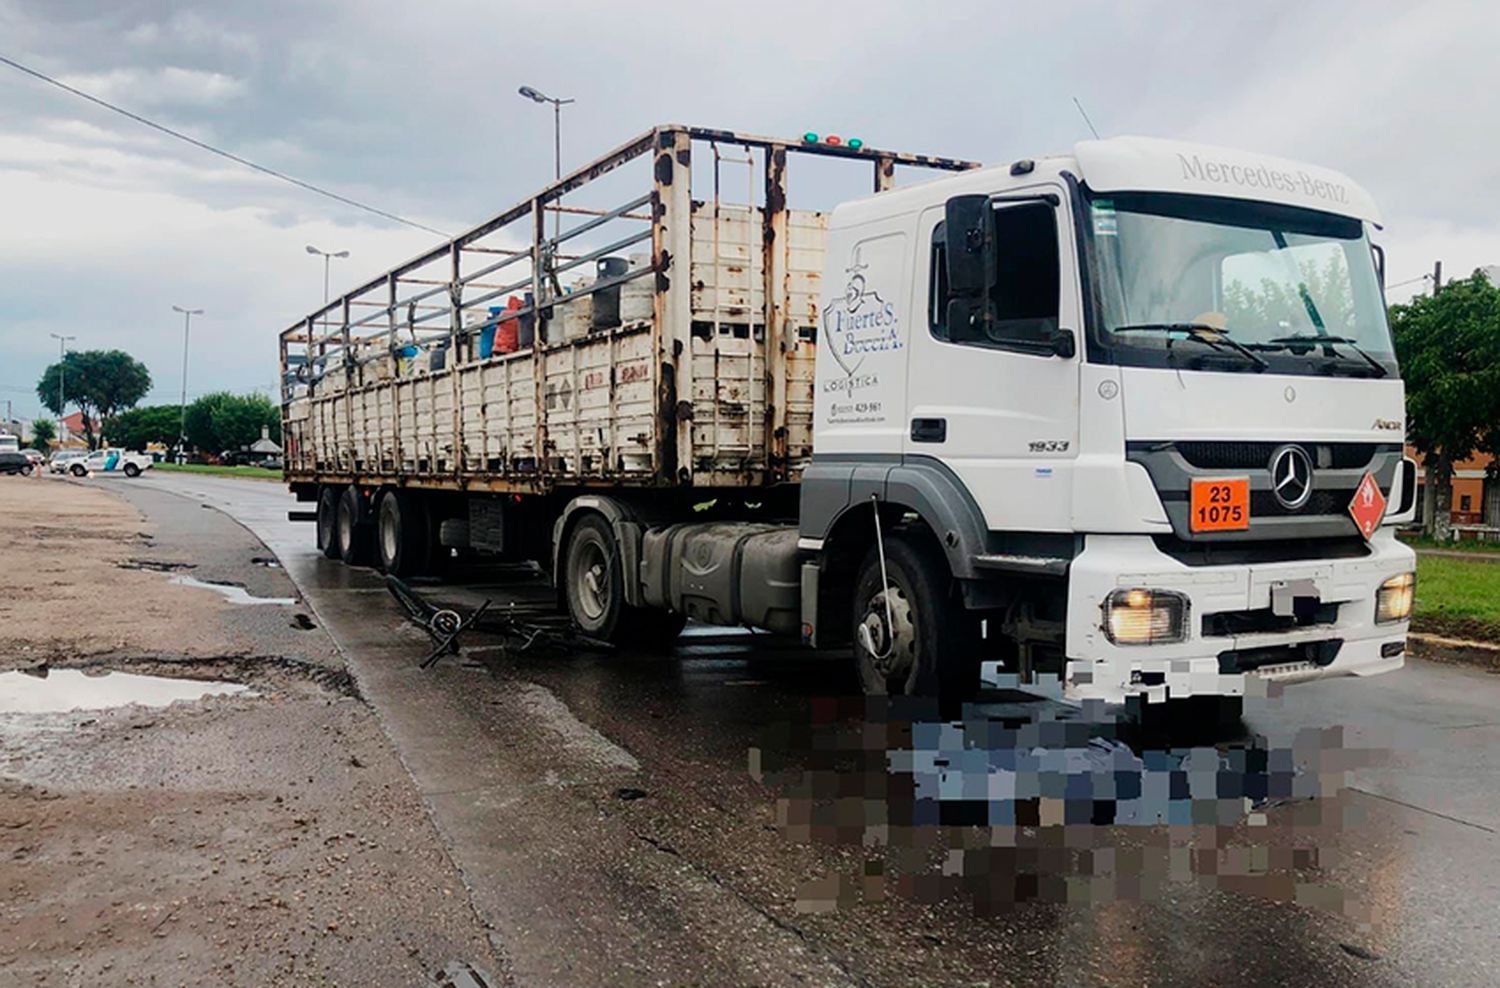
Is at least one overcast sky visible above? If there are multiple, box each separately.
[1,0,1496,420]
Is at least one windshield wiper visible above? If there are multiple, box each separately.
[1259,334,1389,378]
[1114,323,1270,372]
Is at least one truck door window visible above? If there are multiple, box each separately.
[930,202,1060,349]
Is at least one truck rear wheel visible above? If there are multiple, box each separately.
[316,486,341,558]
[852,533,976,700]
[563,513,683,647]
[337,485,374,566]
[378,490,428,576]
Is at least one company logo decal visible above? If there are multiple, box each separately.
[823,246,900,395]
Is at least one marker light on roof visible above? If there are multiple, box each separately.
[847,138,863,150]
[824,135,842,146]
[802,132,819,143]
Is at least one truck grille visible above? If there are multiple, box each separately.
[1171,441,1382,471]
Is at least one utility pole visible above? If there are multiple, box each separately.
[172,305,203,460]
[48,332,76,439]
[1433,260,1442,294]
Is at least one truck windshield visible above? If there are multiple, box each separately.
[1084,191,1397,377]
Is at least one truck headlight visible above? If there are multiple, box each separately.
[1103,588,1189,645]
[1375,572,1415,624]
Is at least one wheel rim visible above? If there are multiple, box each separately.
[859,582,917,693]
[572,537,610,623]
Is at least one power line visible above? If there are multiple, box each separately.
[1386,273,1433,291]
[0,51,449,238]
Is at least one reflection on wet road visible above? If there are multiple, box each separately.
[122,472,1500,987]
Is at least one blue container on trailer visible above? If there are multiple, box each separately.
[478,307,503,359]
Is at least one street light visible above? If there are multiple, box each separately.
[172,305,203,460]
[305,244,350,306]
[48,332,76,439]
[517,85,574,241]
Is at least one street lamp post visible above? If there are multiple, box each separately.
[172,305,203,460]
[305,244,350,307]
[517,85,574,242]
[48,332,76,439]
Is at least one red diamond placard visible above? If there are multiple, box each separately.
[1349,472,1387,540]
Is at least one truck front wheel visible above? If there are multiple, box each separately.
[852,533,976,700]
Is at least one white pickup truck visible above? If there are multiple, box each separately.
[71,448,153,478]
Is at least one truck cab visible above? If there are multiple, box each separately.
[800,136,1416,706]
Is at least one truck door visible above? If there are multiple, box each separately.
[903,190,1082,532]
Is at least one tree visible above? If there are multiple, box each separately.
[108,405,181,452]
[184,392,280,456]
[30,418,55,451]
[36,349,151,450]
[1390,271,1500,539]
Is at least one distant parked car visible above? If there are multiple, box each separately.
[49,449,88,474]
[71,449,153,478]
[22,449,44,465]
[0,451,34,476]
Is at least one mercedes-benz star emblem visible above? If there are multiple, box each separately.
[1269,445,1313,510]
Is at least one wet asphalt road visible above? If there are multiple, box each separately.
[108,471,1500,986]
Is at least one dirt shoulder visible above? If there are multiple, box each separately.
[0,476,507,986]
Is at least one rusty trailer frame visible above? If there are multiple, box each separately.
[279,124,976,495]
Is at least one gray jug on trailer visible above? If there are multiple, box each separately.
[591,257,629,332]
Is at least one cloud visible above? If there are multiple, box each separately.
[55,66,247,108]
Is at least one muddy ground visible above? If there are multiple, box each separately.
[0,477,507,986]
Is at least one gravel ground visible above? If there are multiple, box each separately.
[0,477,508,986]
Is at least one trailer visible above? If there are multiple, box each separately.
[282,125,1418,715]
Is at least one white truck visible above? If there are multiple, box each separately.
[72,448,153,477]
[280,125,1416,714]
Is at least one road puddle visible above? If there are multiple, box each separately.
[0,668,253,714]
[170,574,295,605]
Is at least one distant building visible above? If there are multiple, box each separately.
[1407,446,1496,529]
[59,411,99,446]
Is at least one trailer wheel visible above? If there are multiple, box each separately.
[377,490,427,576]
[337,485,374,566]
[852,533,976,700]
[316,486,342,558]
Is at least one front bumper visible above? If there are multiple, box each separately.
[1064,530,1413,704]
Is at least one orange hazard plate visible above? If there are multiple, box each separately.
[1190,477,1250,532]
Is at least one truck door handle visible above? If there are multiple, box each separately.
[910,417,946,443]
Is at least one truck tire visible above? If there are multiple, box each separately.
[562,513,683,647]
[337,485,375,566]
[377,490,428,576]
[123,462,141,478]
[316,486,342,559]
[852,532,977,700]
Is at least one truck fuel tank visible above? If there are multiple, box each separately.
[639,522,800,634]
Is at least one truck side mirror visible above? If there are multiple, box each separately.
[944,194,992,296]
[946,296,992,343]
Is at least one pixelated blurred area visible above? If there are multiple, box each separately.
[753,689,1382,919]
